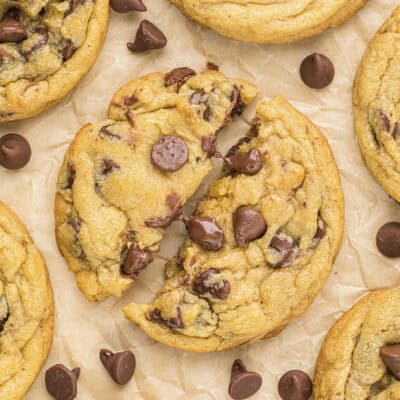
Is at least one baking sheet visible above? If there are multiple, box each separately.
[1,0,399,398]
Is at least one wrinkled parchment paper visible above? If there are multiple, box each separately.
[1,1,399,398]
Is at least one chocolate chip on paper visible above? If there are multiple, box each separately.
[45,364,80,400]
[127,20,167,53]
[300,53,335,89]
[278,370,313,400]
[228,359,262,400]
[100,349,136,384]
[111,0,147,13]
[0,133,31,170]
[376,222,400,258]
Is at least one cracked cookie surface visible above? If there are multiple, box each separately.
[0,200,54,399]
[0,0,109,122]
[314,288,400,400]
[171,0,367,44]
[123,96,344,352]
[54,68,257,301]
[353,6,400,203]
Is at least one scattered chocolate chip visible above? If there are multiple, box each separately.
[300,53,334,89]
[100,349,136,384]
[45,364,80,400]
[101,158,120,175]
[223,149,263,175]
[147,307,183,330]
[201,134,216,157]
[0,133,31,170]
[124,93,138,106]
[0,15,27,43]
[381,344,400,379]
[165,67,196,88]
[192,269,230,299]
[190,89,205,105]
[228,359,262,400]
[121,243,153,279]
[207,61,219,71]
[376,222,400,258]
[145,192,182,228]
[151,136,188,172]
[270,234,298,267]
[63,39,75,61]
[68,219,81,233]
[233,206,267,248]
[110,0,146,12]
[313,215,326,245]
[127,20,167,53]
[99,125,121,140]
[182,216,225,251]
[278,370,313,400]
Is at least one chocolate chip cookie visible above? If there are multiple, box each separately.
[171,0,368,44]
[123,96,344,352]
[0,0,109,122]
[314,288,400,399]
[353,6,400,203]
[55,67,258,301]
[0,200,54,399]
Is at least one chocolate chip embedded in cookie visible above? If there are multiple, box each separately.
[124,96,344,352]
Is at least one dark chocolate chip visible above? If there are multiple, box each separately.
[233,206,267,248]
[278,370,313,400]
[270,235,298,267]
[228,359,262,400]
[230,86,244,117]
[45,364,80,400]
[164,67,196,88]
[100,349,136,384]
[376,222,400,258]
[0,300,9,334]
[224,149,263,175]
[99,125,121,140]
[183,216,225,251]
[192,269,230,299]
[381,344,400,380]
[0,15,27,43]
[121,243,153,279]
[127,20,167,53]
[101,159,120,175]
[190,89,205,105]
[313,215,326,245]
[151,136,188,172]
[65,163,76,189]
[300,53,335,89]
[147,307,183,330]
[0,134,31,170]
[110,0,147,12]
[124,93,138,106]
[201,134,216,157]
[63,40,75,61]
[207,61,219,71]
[226,137,252,158]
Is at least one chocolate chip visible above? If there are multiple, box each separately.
[147,307,183,330]
[100,159,120,175]
[207,61,219,71]
[0,134,31,170]
[68,219,81,233]
[376,222,400,258]
[278,370,313,400]
[300,53,335,89]
[0,16,27,43]
[381,344,400,379]
[192,269,230,299]
[124,93,138,106]
[313,215,326,245]
[270,234,298,267]
[151,136,188,172]
[65,163,76,189]
[228,359,262,400]
[99,125,121,140]
[45,364,80,400]
[66,0,86,16]
[203,105,212,122]
[24,28,48,57]
[183,216,225,251]
[125,110,135,126]
[230,86,244,117]
[190,89,205,105]
[201,134,216,157]
[164,67,196,88]
[63,40,75,61]
[127,20,167,53]
[110,0,147,12]
[145,192,182,228]
[233,206,267,248]
[379,110,391,132]
[224,149,263,175]
[100,349,136,384]
[121,243,153,279]
[0,298,9,334]
[226,137,252,158]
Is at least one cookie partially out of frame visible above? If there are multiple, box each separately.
[124,96,344,352]
[0,0,109,122]
[55,67,258,301]
[314,288,400,399]
[0,200,54,399]
[171,0,368,44]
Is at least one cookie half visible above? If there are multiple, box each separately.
[55,67,258,301]
[0,200,54,399]
[123,96,344,352]
[314,288,400,399]
[0,0,109,122]
[353,6,400,203]
[171,0,367,44]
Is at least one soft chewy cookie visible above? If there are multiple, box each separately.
[314,288,400,399]
[0,200,54,399]
[55,67,258,301]
[171,0,367,44]
[124,96,344,352]
[0,0,109,122]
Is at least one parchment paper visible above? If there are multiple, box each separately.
[1,1,399,398]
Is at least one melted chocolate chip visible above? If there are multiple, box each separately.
[121,243,153,279]
[313,215,326,245]
[110,0,147,12]
[145,193,182,228]
[45,364,80,400]
[201,134,216,157]
[207,61,219,71]
[125,110,135,126]
[230,86,244,117]
[381,344,400,379]
[376,222,400,258]
[24,27,48,57]
[223,149,263,175]
[183,216,225,251]
[0,15,27,43]
[99,125,121,140]
[63,40,75,61]
[164,67,196,88]
[192,269,230,299]
[127,20,167,53]
[124,93,138,106]
[151,136,189,172]
[300,53,335,89]
[233,206,267,248]
[278,370,313,400]
[228,359,262,400]
[190,89,205,105]
[68,219,81,233]
[270,234,298,267]
[147,307,183,330]
[65,163,76,189]
[101,159,120,175]
[0,133,31,170]
[100,349,136,384]
[226,137,252,158]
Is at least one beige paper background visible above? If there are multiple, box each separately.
[1,0,399,398]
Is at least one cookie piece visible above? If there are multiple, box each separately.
[314,288,400,399]
[123,96,344,352]
[0,200,54,399]
[170,0,367,44]
[55,68,258,301]
[0,0,109,122]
